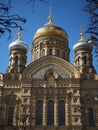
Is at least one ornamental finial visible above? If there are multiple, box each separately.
[18,25,22,40]
[80,24,83,33]
[48,7,53,24]
[80,24,85,41]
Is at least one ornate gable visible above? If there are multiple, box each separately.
[23,56,80,80]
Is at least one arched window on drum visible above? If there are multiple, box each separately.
[62,51,65,59]
[56,49,60,57]
[48,48,52,55]
[42,49,45,57]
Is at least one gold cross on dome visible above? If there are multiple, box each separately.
[48,7,53,24]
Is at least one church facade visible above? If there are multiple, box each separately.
[0,14,98,130]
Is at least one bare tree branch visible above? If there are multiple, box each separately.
[27,0,49,13]
[0,0,51,39]
[0,1,26,39]
[83,0,98,36]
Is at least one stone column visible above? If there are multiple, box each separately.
[54,96,58,126]
[43,96,47,126]
[32,96,36,126]
[66,95,69,125]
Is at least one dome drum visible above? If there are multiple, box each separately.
[33,36,68,48]
[32,34,70,61]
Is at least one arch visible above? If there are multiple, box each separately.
[42,49,45,57]
[88,107,94,126]
[15,56,18,65]
[56,49,60,57]
[62,51,65,59]
[58,100,65,125]
[8,106,14,126]
[36,100,43,125]
[47,100,54,125]
[48,48,52,55]
[4,92,20,104]
[83,56,87,65]
[23,56,80,79]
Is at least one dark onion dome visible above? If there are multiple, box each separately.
[9,30,28,52]
[73,32,94,51]
[33,14,68,40]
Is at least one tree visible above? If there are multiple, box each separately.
[0,1,26,39]
[28,0,49,12]
[83,0,98,62]
[83,0,98,36]
[0,0,49,39]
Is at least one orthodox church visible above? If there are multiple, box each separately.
[0,12,98,130]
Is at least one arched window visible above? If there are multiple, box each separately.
[36,100,43,125]
[8,106,14,126]
[62,51,65,59]
[47,100,54,125]
[42,49,45,57]
[88,107,94,126]
[56,49,60,57]
[49,49,52,55]
[83,56,87,65]
[15,56,18,65]
[58,100,65,125]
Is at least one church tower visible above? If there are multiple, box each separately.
[7,28,28,73]
[73,32,96,78]
[31,11,70,62]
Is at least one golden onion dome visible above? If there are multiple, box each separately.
[33,13,68,40]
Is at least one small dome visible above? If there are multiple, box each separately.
[9,31,28,52]
[87,35,97,44]
[33,15,68,40]
[73,32,93,51]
